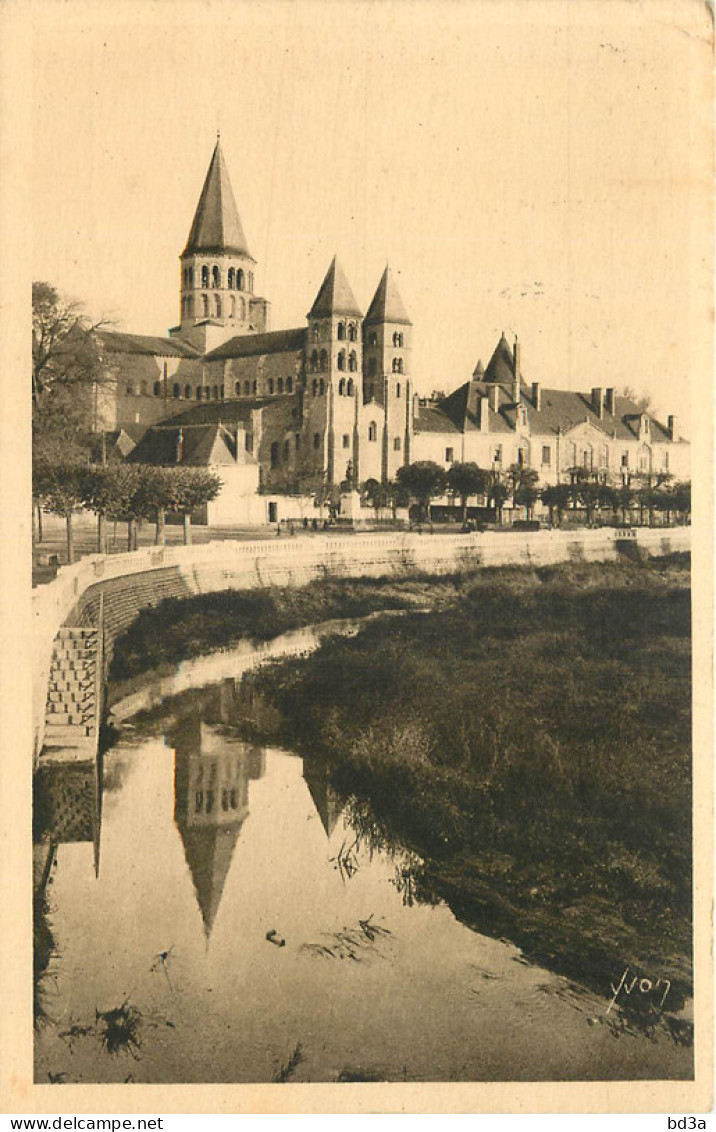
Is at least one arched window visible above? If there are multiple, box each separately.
[368,357,377,377]
[319,350,328,371]
[337,322,346,340]
[222,790,229,813]
[276,377,283,394]
[252,380,257,394]
[153,381,161,396]
[310,350,318,372]
[348,323,357,341]
[196,386,202,400]
[184,384,192,398]
[270,441,279,469]
[213,385,219,399]
[312,379,318,396]
[338,378,346,395]
[395,382,401,398]
[140,380,147,395]
[313,432,321,450]
[195,792,203,814]
[392,357,403,374]
[286,376,293,393]
[220,385,225,399]
[347,378,354,396]
[337,351,346,371]
[244,380,250,396]
[212,265,220,288]
[268,378,274,394]
[235,381,241,396]
[172,383,180,398]
[368,421,377,442]
[201,266,209,288]
[393,331,404,348]
[126,383,135,395]
[230,789,237,809]
[312,324,320,342]
[202,294,209,317]
[215,295,222,317]
[237,268,244,290]
[348,351,357,372]
[283,439,290,463]
[394,436,402,451]
[228,267,235,289]
[319,379,325,395]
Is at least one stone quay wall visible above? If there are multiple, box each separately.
[32,525,690,763]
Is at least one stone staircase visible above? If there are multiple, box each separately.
[43,627,101,759]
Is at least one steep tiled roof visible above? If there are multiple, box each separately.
[438,381,513,433]
[205,327,307,361]
[99,331,200,358]
[484,333,516,384]
[364,266,412,326]
[308,257,362,319]
[413,405,461,434]
[182,140,252,258]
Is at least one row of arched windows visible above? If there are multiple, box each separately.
[270,435,300,469]
[184,265,254,292]
[182,294,249,320]
[310,350,329,372]
[311,378,326,396]
[337,351,358,372]
[337,378,355,396]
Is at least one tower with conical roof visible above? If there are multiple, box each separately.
[363,266,413,481]
[302,257,363,488]
[173,138,270,353]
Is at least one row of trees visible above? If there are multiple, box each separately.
[33,460,222,563]
[360,460,691,528]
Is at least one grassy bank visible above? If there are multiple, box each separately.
[108,574,452,685]
[247,554,692,1019]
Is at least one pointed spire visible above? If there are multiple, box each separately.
[183,139,252,258]
[472,359,485,379]
[308,256,362,319]
[484,332,515,385]
[364,265,412,326]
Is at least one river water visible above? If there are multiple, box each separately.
[34,625,693,1084]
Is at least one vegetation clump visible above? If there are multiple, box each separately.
[248,554,692,1008]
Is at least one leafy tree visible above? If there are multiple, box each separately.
[168,468,222,544]
[488,478,510,525]
[128,466,178,546]
[362,478,389,519]
[541,483,572,527]
[396,461,446,527]
[445,462,490,523]
[34,460,85,564]
[616,483,636,526]
[32,282,109,461]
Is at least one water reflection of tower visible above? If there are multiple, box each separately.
[169,713,265,937]
[302,754,343,839]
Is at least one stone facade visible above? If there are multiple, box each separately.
[94,138,689,515]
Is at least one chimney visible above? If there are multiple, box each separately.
[591,387,604,418]
[488,385,500,413]
[605,387,616,415]
[512,336,521,403]
[668,415,678,441]
[476,395,489,432]
[532,382,541,411]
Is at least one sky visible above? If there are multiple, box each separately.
[29,0,713,430]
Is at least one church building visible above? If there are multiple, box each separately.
[96,138,689,523]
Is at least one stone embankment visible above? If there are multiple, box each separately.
[32,526,690,764]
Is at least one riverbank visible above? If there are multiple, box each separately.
[239,553,693,1031]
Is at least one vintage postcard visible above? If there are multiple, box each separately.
[1,0,713,1117]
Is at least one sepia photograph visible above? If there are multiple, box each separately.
[2,0,713,1115]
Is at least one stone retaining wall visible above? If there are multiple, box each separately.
[32,526,690,764]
